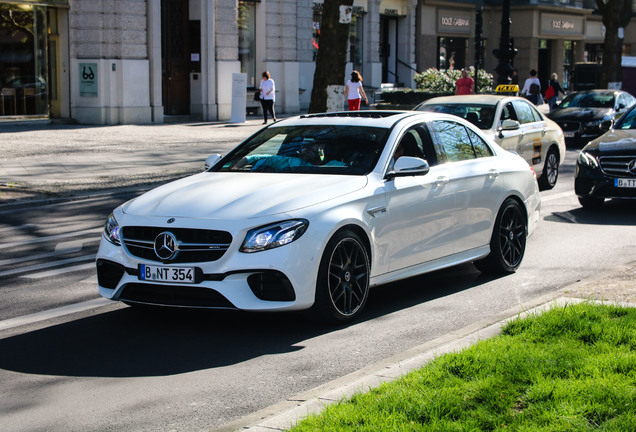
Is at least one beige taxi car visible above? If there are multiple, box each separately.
[415,94,566,190]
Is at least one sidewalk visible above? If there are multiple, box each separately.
[0,118,266,206]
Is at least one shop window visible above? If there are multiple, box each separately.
[0,3,48,116]
[437,37,467,71]
[239,1,257,88]
[348,8,364,72]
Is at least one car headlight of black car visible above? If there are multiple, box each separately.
[584,119,604,128]
[103,213,121,246]
[578,151,599,169]
[241,219,309,253]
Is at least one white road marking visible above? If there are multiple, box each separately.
[0,298,113,332]
[0,227,102,250]
[0,224,36,233]
[0,254,95,278]
[0,239,98,267]
[22,262,96,279]
[540,191,573,203]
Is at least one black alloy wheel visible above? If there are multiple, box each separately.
[538,148,559,190]
[314,230,370,323]
[475,198,527,274]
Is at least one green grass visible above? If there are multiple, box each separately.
[290,302,636,431]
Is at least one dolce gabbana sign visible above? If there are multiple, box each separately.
[438,9,472,35]
[540,13,584,37]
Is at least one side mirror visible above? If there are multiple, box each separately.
[204,154,222,171]
[600,120,613,130]
[501,119,521,130]
[386,156,430,179]
[498,119,520,138]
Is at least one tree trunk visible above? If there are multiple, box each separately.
[596,0,633,88]
[309,0,354,114]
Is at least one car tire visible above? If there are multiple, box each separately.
[475,198,527,274]
[578,196,604,208]
[313,230,370,323]
[538,147,559,190]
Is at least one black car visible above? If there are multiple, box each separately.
[575,103,636,208]
[548,90,636,146]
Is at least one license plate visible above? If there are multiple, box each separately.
[564,131,575,138]
[615,178,636,188]
[139,264,195,284]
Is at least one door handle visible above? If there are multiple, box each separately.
[487,169,499,180]
[435,176,449,186]
[542,128,548,136]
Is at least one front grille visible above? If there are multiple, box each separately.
[121,226,232,263]
[119,283,236,308]
[556,121,580,132]
[599,155,636,177]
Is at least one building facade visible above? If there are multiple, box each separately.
[417,0,636,92]
[0,0,633,124]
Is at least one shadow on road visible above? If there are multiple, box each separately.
[546,199,636,225]
[0,263,497,378]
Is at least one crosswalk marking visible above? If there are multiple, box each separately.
[22,262,96,279]
[0,254,95,278]
[0,227,102,250]
[0,298,113,332]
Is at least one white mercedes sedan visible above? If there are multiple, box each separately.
[96,111,540,323]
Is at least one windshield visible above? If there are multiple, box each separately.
[417,103,496,130]
[215,125,389,175]
[614,107,636,130]
[559,92,615,109]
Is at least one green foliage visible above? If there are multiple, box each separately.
[290,302,636,431]
[414,67,494,93]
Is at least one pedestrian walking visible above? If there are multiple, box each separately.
[345,70,368,111]
[259,71,277,124]
[545,72,566,112]
[521,69,542,105]
[510,68,519,85]
[455,68,474,95]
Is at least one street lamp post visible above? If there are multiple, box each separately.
[493,0,517,85]
[474,0,484,93]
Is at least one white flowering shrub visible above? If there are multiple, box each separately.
[414,67,494,93]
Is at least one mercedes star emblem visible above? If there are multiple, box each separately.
[154,231,178,260]
[167,218,176,224]
[629,159,636,175]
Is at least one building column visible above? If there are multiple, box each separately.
[147,0,163,123]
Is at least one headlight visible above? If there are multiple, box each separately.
[578,151,599,168]
[103,213,121,246]
[585,119,603,127]
[240,220,309,253]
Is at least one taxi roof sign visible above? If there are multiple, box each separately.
[496,84,519,93]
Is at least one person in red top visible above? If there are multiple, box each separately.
[455,68,475,95]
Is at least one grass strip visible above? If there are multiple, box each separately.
[290,302,636,431]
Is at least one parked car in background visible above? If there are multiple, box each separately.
[96,111,540,323]
[548,89,636,146]
[414,95,566,190]
[575,103,636,208]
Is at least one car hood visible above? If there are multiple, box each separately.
[122,172,368,219]
[549,107,613,122]
[583,130,636,153]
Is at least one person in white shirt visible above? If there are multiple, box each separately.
[259,71,277,124]
[344,70,368,111]
[521,69,541,105]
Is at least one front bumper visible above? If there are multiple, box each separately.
[96,218,322,312]
[575,163,636,200]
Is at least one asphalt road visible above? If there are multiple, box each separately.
[1,148,636,431]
